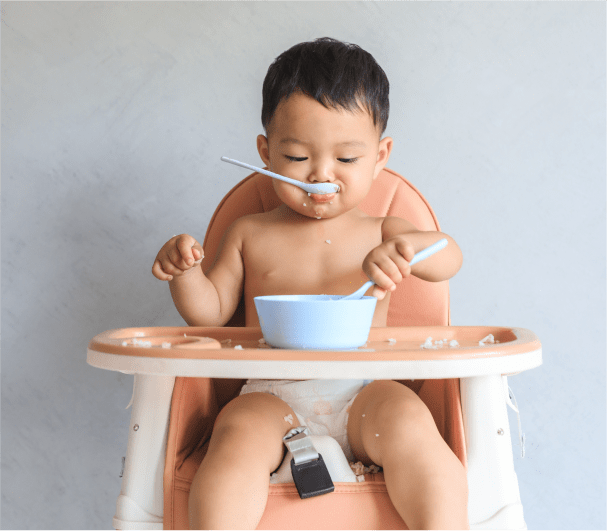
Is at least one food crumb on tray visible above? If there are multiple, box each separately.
[479,334,495,345]
[420,337,460,349]
[132,338,152,348]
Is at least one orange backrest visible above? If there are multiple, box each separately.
[203,168,450,327]
[163,168,465,530]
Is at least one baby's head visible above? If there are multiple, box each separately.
[257,38,393,219]
[261,37,390,137]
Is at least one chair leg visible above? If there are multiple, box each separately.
[460,375,527,530]
[113,374,175,530]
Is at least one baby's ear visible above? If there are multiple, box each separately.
[374,136,393,178]
[257,134,270,166]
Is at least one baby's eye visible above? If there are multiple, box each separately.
[338,158,359,164]
[284,155,308,162]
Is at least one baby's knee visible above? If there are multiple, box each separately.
[212,393,298,453]
[217,392,295,428]
[369,389,436,441]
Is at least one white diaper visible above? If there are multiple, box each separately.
[239,378,373,462]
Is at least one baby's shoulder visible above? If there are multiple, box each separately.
[227,211,272,238]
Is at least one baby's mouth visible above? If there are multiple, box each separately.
[309,193,336,203]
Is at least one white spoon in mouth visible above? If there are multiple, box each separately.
[221,156,340,195]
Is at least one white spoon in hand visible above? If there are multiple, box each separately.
[221,156,340,195]
[340,238,449,300]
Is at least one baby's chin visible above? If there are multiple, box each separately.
[294,201,339,220]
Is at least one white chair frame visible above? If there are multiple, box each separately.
[88,326,541,530]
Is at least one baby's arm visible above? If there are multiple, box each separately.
[363,216,463,299]
[153,220,245,326]
[383,216,462,282]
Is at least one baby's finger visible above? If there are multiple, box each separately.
[390,251,412,278]
[176,236,199,267]
[152,259,173,281]
[394,238,415,263]
[191,244,204,264]
[366,261,398,293]
[373,254,404,286]
[372,285,389,301]
[158,257,184,279]
[166,247,188,271]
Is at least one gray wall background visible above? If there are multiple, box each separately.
[2,2,605,529]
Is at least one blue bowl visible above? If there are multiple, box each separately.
[254,295,377,350]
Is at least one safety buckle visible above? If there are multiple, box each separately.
[283,426,334,499]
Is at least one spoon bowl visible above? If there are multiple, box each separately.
[222,156,339,195]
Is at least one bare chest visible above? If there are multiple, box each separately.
[242,216,383,298]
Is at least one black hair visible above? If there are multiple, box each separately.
[261,37,389,135]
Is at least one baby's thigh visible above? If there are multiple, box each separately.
[209,392,298,470]
[347,380,436,466]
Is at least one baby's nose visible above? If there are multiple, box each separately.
[309,163,335,182]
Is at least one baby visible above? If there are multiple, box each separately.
[153,38,468,530]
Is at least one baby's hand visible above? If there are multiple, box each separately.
[152,234,204,281]
[362,236,415,300]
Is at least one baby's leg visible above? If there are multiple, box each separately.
[188,392,298,530]
[347,380,469,530]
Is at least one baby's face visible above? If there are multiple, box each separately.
[257,92,392,220]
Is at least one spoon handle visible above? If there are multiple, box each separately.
[409,238,448,266]
[221,156,304,188]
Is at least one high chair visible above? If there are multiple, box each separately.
[88,167,542,530]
